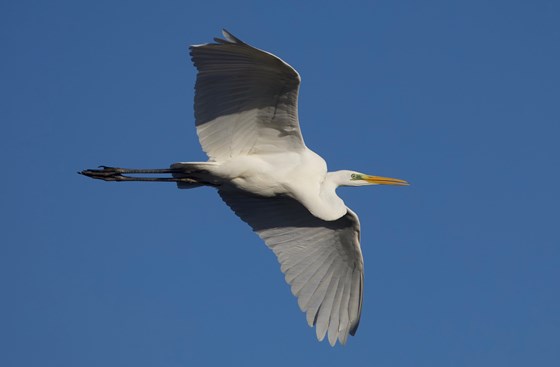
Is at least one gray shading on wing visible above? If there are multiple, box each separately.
[189,30,306,161]
[219,190,364,346]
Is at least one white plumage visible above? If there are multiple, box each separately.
[81,29,408,346]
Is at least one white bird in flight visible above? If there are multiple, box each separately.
[81,29,408,346]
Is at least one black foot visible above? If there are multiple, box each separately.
[79,166,127,181]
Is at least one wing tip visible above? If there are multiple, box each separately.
[212,29,245,45]
[190,29,246,51]
[222,29,245,44]
[349,318,361,336]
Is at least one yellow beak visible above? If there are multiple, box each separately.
[364,175,409,186]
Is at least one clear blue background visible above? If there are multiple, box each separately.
[2,1,559,366]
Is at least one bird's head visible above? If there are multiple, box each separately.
[331,170,409,187]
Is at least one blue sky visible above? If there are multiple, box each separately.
[2,0,559,366]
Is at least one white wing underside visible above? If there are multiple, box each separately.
[219,190,364,346]
[190,30,306,161]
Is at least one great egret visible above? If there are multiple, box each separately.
[80,30,408,346]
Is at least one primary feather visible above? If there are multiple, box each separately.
[191,29,305,161]
[219,191,363,345]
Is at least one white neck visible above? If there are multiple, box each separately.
[290,171,355,222]
[314,171,349,220]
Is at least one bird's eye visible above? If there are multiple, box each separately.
[351,174,358,180]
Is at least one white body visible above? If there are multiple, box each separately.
[84,30,407,346]
[170,30,405,346]
[181,148,347,221]
[165,29,369,346]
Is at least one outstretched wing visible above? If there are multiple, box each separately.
[219,190,364,346]
[190,30,306,161]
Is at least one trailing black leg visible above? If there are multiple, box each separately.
[78,166,199,183]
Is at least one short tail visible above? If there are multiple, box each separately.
[175,182,204,190]
[170,162,220,189]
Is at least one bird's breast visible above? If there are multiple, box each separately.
[214,150,327,199]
